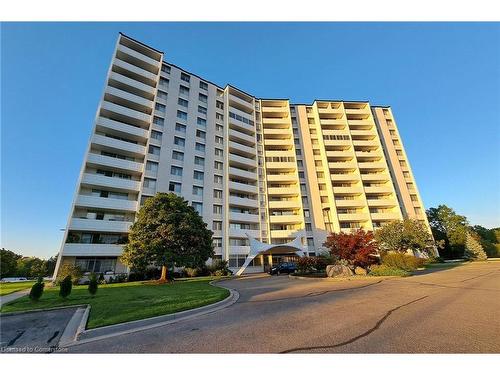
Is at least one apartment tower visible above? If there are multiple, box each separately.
[54,34,431,276]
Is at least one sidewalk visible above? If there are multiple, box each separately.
[0,289,30,308]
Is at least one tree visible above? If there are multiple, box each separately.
[472,226,500,258]
[59,275,72,298]
[323,229,378,270]
[29,276,45,301]
[464,230,488,261]
[122,193,214,282]
[46,254,58,276]
[426,205,468,259]
[88,273,98,296]
[0,248,21,278]
[56,264,83,285]
[374,218,435,256]
[17,257,47,278]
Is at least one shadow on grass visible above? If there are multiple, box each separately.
[412,261,470,276]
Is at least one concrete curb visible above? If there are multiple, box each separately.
[58,306,89,347]
[59,284,239,348]
[0,304,88,317]
[288,274,401,281]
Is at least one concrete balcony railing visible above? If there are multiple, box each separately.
[333,186,364,194]
[267,187,299,196]
[69,218,133,232]
[325,151,352,158]
[116,43,161,70]
[75,195,138,212]
[229,167,257,181]
[101,101,151,125]
[361,173,391,181]
[266,174,297,182]
[331,173,359,181]
[264,139,293,147]
[229,212,260,223]
[335,199,367,208]
[345,107,370,115]
[350,129,375,137]
[261,106,289,116]
[62,243,124,257]
[352,139,378,147]
[270,229,305,239]
[81,173,141,192]
[229,94,254,112]
[229,181,258,195]
[228,245,251,254]
[328,161,358,170]
[370,212,401,221]
[337,213,370,222]
[92,134,146,156]
[265,162,297,170]
[228,129,256,146]
[358,162,387,170]
[323,139,352,147]
[229,196,259,208]
[364,186,393,194]
[229,141,256,158]
[366,199,398,207]
[86,153,143,173]
[96,117,149,140]
[229,228,260,238]
[263,128,290,136]
[108,72,156,96]
[113,57,158,83]
[268,200,301,209]
[105,85,154,110]
[229,153,257,168]
[269,215,303,224]
[262,118,290,126]
[347,119,373,126]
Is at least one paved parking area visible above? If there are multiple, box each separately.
[66,262,500,353]
[0,308,77,353]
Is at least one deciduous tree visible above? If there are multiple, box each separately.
[323,229,378,270]
[374,218,434,255]
[426,205,468,259]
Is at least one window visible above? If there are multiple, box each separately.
[157,91,168,100]
[214,175,223,184]
[173,137,186,148]
[215,148,223,157]
[213,238,222,248]
[406,183,414,190]
[155,103,166,113]
[212,221,223,231]
[399,160,407,168]
[177,110,188,121]
[216,101,224,110]
[304,209,310,218]
[199,93,208,103]
[195,142,206,152]
[410,194,418,202]
[181,72,190,83]
[192,202,203,215]
[179,85,189,96]
[415,207,422,214]
[159,77,169,88]
[313,149,320,155]
[148,145,161,156]
[317,171,324,178]
[214,161,223,170]
[172,150,184,161]
[168,182,181,193]
[146,161,158,173]
[314,160,322,167]
[196,129,206,139]
[213,205,222,215]
[199,81,208,90]
[216,113,224,121]
[171,166,183,176]
[178,98,188,107]
[194,156,205,166]
[396,150,403,156]
[213,189,223,199]
[192,186,203,196]
[296,149,302,156]
[151,130,162,141]
[215,136,223,145]
[143,178,156,189]
[307,238,314,247]
[216,124,223,132]
[305,223,312,231]
[175,123,186,133]
[193,170,204,180]
[161,64,171,74]
[197,117,207,127]
[198,105,207,115]
[153,116,164,126]
[403,171,411,178]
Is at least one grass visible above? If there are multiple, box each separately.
[0,281,35,296]
[423,261,468,269]
[368,265,411,277]
[1,277,230,329]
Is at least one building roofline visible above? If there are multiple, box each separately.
[119,32,164,55]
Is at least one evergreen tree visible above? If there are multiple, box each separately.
[464,230,487,261]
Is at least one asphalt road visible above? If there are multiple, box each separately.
[1,307,78,353]
[68,262,500,353]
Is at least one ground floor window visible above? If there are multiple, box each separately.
[75,257,117,273]
[228,254,263,267]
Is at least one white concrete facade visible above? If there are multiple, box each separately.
[54,34,432,277]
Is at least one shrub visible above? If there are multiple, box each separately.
[98,273,105,284]
[56,264,83,285]
[107,276,114,284]
[369,264,410,277]
[29,276,44,301]
[128,272,145,282]
[296,257,317,273]
[323,229,378,270]
[88,273,98,296]
[114,274,127,283]
[381,253,424,271]
[59,275,72,298]
[184,267,199,277]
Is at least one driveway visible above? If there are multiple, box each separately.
[66,261,500,353]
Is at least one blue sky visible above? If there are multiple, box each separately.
[1,22,499,259]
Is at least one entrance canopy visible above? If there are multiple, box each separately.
[235,234,307,276]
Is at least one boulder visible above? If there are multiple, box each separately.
[326,265,353,278]
[354,266,367,275]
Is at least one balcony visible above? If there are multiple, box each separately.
[364,186,393,194]
[86,153,143,173]
[352,139,378,147]
[366,199,398,207]
[350,129,376,137]
[268,200,301,209]
[100,101,151,126]
[69,218,132,232]
[229,180,258,195]
[116,43,161,70]
[264,139,293,147]
[323,139,351,147]
[348,119,373,127]
[229,93,254,113]
[261,106,289,117]
[320,118,345,126]
[229,195,259,208]
[270,229,304,239]
[335,199,366,208]
[92,134,146,156]
[229,167,257,181]
[229,212,259,223]
[229,129,256,146]
[265,162,296,170]
[328,161,358,170]
[269,215,303,224]
[75,195,138,212]
[361,173,391,181]
[229,141,256,158]
[62,243,124,257]
[113,57,158,83]
[108,72,156,97]
[266,174,298,183]
[358,162,387,170]
[345,107,370,115]
[104,85,153,112]
[326,151,352,158]
[267,187,299,196]
[355,151,382,159]
[337,213,370,222]
[229,153,257,168]
[331,173,359,181]
[81,173,141,192]
[263,128,290,137]
[229,228,260,238]
[96,117,149,140]
[333,186,363,194]
[228,245,251,255]
[370,212,401,221]
[318,107,344,116]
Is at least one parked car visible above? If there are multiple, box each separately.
[269,262,297,275]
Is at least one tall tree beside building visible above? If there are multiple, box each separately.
[426,205,468,259]
[122,193,214,282]
[374,218,434,255]
[464,230,488,261]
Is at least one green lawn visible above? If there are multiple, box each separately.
[0,281,35,296]
[1,278,230,329]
